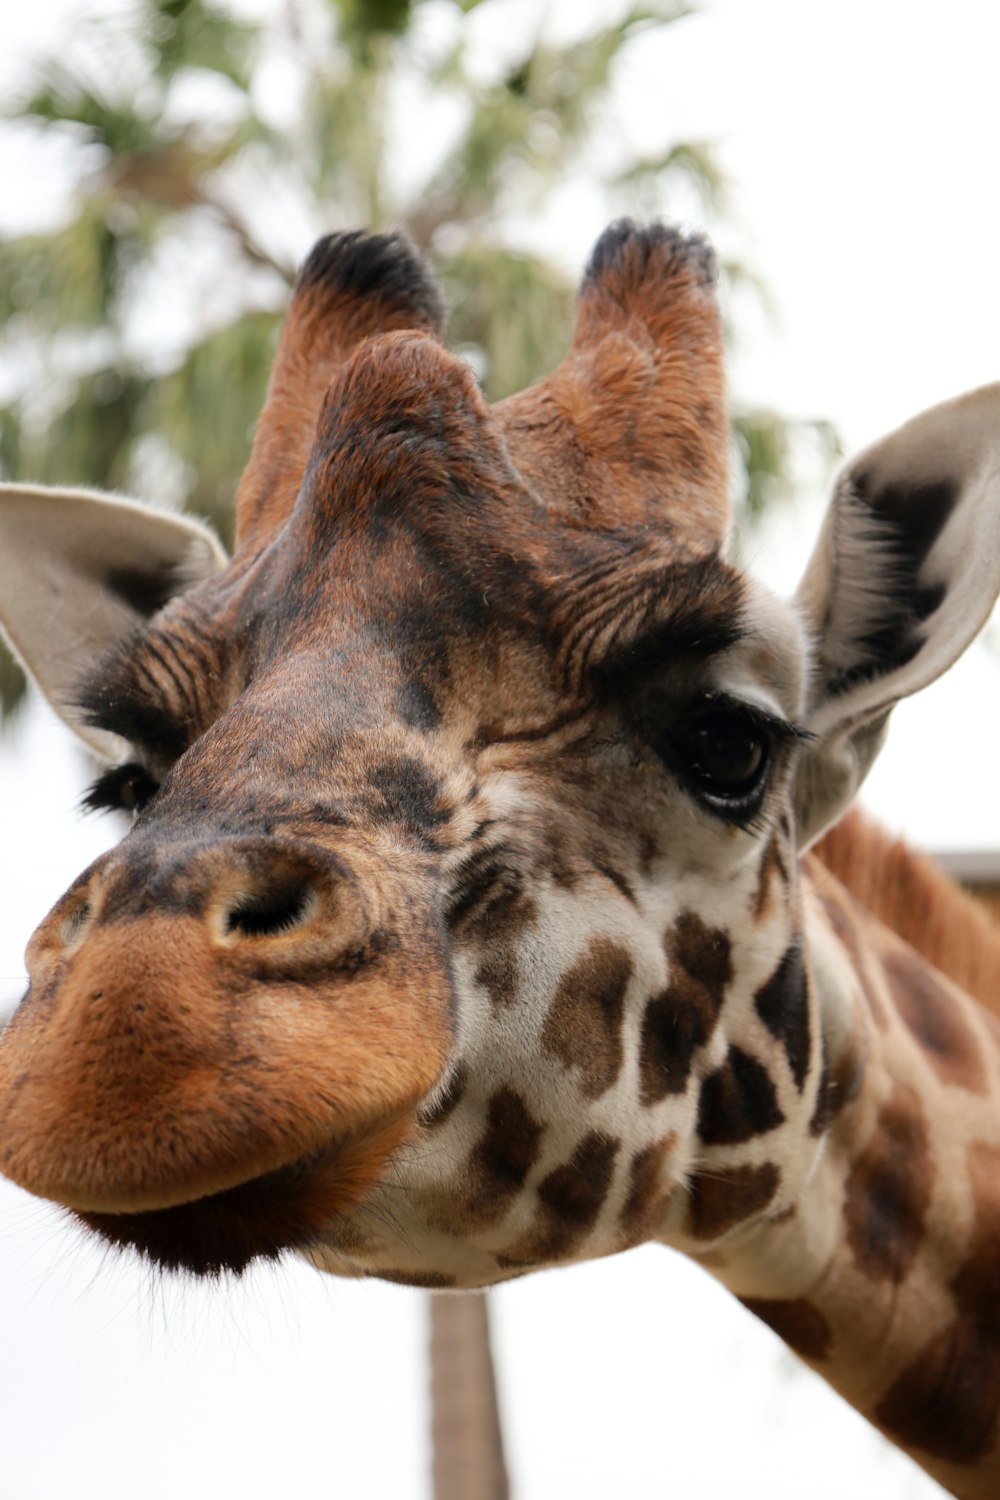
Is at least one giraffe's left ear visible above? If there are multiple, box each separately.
[0,483,227,758]
[792,383,1000,848]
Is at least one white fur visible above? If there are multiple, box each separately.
[0,483,227,758]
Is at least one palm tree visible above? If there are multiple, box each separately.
[0,0,791,721]
[430,1293,508,1500]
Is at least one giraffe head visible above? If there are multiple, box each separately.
[1,224,998,1283]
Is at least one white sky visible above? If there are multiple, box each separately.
[3,0,999,1496]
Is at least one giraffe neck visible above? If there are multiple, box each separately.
[701,864,1000,1500]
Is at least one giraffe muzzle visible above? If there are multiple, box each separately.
[0,832,454,1242]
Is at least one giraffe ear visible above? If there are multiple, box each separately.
[791,384,1000,848]
[0,483,227,758]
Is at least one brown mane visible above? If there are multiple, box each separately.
[812,806,1000,1014]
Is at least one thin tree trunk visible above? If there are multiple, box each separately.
[430,1291,509,1500]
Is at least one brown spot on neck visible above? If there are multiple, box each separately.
[619,1134,677,1247]
[686,1162,780,1240]
[461,1088,545,1227]
[844,1081,933,1284]
[741,1297,833,1361]
[639,914,731,1105]
[883,947,988,1095]
[696,1045,785,1146]
[541,937,632,1098]
[380,1269,457,1289]
[876,1143,1000,1466]
[754,939,810,1092]
[809,1017,868,1136]
[498,1131,620,1267]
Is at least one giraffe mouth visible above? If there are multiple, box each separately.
[76,1116,411,1277]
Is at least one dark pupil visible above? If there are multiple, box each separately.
[684,714,764,786]
[121,770,155,812]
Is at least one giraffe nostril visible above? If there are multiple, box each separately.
[224,878,315,939]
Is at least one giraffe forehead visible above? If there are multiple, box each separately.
[80,512,768,789]
[71,307,771,753]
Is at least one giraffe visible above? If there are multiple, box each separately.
[0,221,999,1499]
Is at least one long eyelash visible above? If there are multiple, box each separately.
[701,692,815,746]
[682,694,814,835]
[80,763,153,817]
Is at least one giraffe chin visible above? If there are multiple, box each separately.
[76,1116,412,1278]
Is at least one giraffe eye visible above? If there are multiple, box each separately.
[82,762,160,818]
[673,708,768,793]
[634,689,809,824]
[654,697,788,824]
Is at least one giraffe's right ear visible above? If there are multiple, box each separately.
[791,384,1000,848]
[0,483,227,757]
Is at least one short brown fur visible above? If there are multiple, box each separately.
[814,807,1000,1012]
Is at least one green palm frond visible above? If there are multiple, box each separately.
[0,404,24,479]
[335,0,415,53]
[151,0,257,88]
[408,3,695,247]
[18,70,162,155]
[729,409,843,559]
[302,58,390,222]
[41,367,154,492]
[0,195,135,329]
[733,408,794,524]
[612,140,728,215]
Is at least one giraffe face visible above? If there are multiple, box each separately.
[396,571,817,1287]
[2,224,997,1286]
[0,356,817,1283]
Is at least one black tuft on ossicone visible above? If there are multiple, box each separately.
[296,229,447,333]
[583,218,718,292]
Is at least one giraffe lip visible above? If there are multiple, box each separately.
[76,1117,409,1278]
[76,1148,337,1277]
